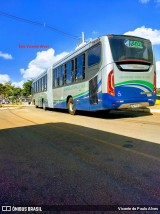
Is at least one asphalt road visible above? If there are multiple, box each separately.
[0,107,160,213]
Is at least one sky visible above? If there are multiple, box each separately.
[0,0,160,88]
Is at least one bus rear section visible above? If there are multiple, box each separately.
[103,35,156,110]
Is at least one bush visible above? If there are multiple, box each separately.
[157,88,160,95]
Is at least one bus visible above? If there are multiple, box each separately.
[32,34,156,115]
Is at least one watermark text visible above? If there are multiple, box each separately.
[19,45,49,49]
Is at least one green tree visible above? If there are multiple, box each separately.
[157,88,160,95]
[3,82,14,98]
[13,87,22,98]
[22,80,33,97]
[0,83,4,95]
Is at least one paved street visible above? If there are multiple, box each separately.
[0,107,160,212]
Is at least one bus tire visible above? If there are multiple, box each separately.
[67,97,76,115]
[33,100,38,108]
[42,101,46,111]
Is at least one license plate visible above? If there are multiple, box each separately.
[130,104,140,108]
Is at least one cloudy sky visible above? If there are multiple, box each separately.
[0,0,160,87]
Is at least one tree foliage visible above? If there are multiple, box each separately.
[1,82,14,98]
[0,80,33,102]
[157,88,160,95]
[22,80,33,97]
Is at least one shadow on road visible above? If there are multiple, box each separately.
[1,122,160,209]
[47,107,152,119]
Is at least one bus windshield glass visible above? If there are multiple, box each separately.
[109,36,153,64]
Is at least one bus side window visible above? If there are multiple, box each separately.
[66,61,72,84]
[35,82,37,93]
[71,59,75,82]
[75,58,77,81]
[32,83,35,94]
[36,81,38,93]
[64,64,67,85]
[57,70,59,87]
[42,78,44,91]
[44,75,47,90]
[53,69,56,87]
[41,78,43,91]
[38,80,40,92]
[82,53,85,79]
[54,69,58,87]
[76,54,85,81]
[37,80,39,93]
[38,79,40,92]
[40,78,42,92]
[59,66,63,86]
[61,65,65,86]
[52,69,54,87]
[88,44,101,67]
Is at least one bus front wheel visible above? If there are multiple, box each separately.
[67,97,76,115]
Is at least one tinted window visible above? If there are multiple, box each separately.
[58,66,62,86]
[71,60,75,82]
[76,54,85,81]
[109,36,153,63]
[39,79,42,92]
[66,61,72,84]
[44,75,47,90]
[41,77,44,91]
[88,44,101,66]
[53,69,58,87]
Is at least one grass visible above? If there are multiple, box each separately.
[0,102,24,108]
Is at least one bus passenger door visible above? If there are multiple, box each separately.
[89,76,98,104]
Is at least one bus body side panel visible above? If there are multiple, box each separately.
[32,92,48,108]
[52,82,90,110]
[65,82,90,111]
[53,87,66,109]
[52,76,103,111]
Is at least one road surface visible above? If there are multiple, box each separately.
[0,107,160,213]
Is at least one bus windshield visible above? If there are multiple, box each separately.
[109,35,153,64]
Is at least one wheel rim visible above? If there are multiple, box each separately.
[69,102,74,112]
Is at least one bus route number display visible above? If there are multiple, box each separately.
[124,39,143,49]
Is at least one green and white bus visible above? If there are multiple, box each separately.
[32,35,156,115]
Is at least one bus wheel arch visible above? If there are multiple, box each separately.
[67,96,76,115]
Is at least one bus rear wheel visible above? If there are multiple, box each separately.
[42,100,46,110]
[67,97,76,115]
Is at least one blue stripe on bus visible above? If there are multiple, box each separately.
[102,93,156,109]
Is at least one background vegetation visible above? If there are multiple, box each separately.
[0,80,32,104]
[156,88,160,95]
